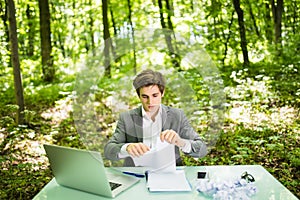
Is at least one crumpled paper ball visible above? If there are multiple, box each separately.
[196,178,257,200]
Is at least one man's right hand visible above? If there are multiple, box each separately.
[126,143,150,157]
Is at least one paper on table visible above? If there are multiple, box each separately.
[132,140,176,172]
[147,170,192,192]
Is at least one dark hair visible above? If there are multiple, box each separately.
[133,69,166,96]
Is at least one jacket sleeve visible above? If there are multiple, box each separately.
[177,109,207,158]
[104,113,127,161]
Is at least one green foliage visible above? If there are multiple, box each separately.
[183,66,300,197]
[2,61,300,198]
[1,0,300,198]
[0,123,52,199]
[52,117,84,149]
[0,160,52,199]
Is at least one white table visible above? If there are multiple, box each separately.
[33,165,298,200]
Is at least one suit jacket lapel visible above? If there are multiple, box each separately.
[132,105,170,140]
[132,106,143,142]
[161,105,171,131]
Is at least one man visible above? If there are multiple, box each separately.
[104,69,207,166]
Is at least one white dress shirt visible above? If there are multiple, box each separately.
[119,105,191,157]
[141,105,162,149]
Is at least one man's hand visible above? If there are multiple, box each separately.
[160,129,185,147]
[126,143,150,157]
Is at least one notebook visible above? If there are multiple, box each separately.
[43,144,140,198]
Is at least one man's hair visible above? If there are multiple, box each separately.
[133,69,166,96]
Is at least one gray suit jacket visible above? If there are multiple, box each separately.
[104,104,207,166]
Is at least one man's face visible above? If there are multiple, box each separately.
[139,85,164,114]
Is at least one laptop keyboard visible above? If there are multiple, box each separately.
[109,182,122,190]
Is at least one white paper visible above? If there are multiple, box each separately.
[147,170,191,192]
[132,140,176,172]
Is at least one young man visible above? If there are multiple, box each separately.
[104,69,207,166]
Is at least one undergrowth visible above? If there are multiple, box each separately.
[1,63,299,199]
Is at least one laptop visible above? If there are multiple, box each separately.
[43,144,140,198]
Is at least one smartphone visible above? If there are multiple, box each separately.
[197,171,209,179]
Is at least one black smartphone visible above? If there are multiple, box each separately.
[197,171,208,179]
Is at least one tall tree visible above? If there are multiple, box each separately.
[38,0,54,82]
[102,0,111,77]
[222,10,235,65]
[1,1,10,66]
[233,0,249,66]
[50,1,67,58]
[157,0,180,69]
[26,4,35,57]
[88,0,95,56]
[127,0,137,74]
[165,0,174,32]
[246,0,260,37]
[7,0,25,125]
[108,4,117,62]
[271,0,284,45]
[291,0,299,35]
[264,3,273,43]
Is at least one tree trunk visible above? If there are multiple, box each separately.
[222,10,235,65]
[265,3,273,43]
[165,0,174,31]
[233,0,249,66]
[57,32,66,58]
[271,0,283,45]
[38,0,54,82]
[157,0,180,69]
[102,0,111,77]
[1,1,11,66]
[110,6,117,36]
[88,0,95,56]
[127,0,137,74]
[26,4,35,57]
[246,0,260,37]
[7,0,25,125]
[109,5,118,62]
[292,0,297,35]
[51,3,66,58]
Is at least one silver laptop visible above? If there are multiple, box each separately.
[43,144,140,198]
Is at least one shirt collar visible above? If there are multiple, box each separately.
[141,104,162,119]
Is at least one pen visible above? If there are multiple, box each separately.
[123,171,145,178]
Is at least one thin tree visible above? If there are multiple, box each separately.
[108,3,117,62]
[165,0,174,32]
[88,0,95,56]
[7,0,25,125]
[26,5,35,57]
[102,0,111,77]
[233,0,249,66]
[1,1,10,66]
[110,6,117,36]
[246,0,260,37]
[50,2,66,58]
[264,3,273,43]
[291,0,298,35]
[157,0,180,69]
[271,0,283,45]
[222,10,235,65]
[127,0,137,74]
[38,0,54,82]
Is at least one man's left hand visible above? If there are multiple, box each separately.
[160,129,185,147]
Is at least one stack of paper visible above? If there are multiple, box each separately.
[147,170,191,192]
[132,142,176,172]
[131,140,191,192]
